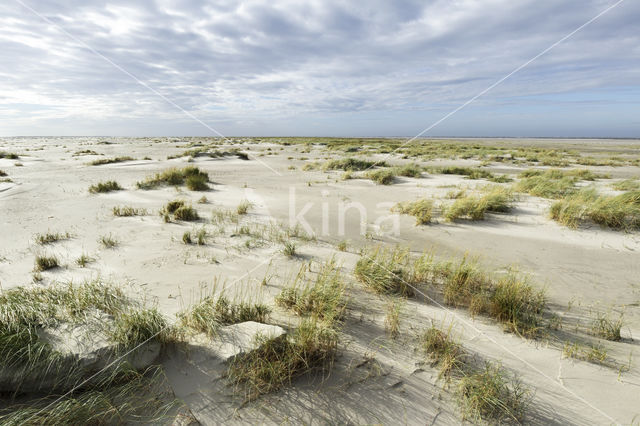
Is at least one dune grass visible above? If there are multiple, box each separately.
[179,294,271,336]
[611,178,640,191]
[227,317,338,401]
[550,188,640,230]
[89,156,134,166]
[0,366,178,425]
[136,166,209,190]
[75,253,94,267]
[236,200,252,215]
[34,255,59,271]
[89,180,123,193]
[591,311,623,341]
[515,168,607,199]
[366,168,395,185]
[110,308,168,348]
[282,241,297,257]
[354,247,414,296]
[421,324,465,379]
[384,298,403,339]
[0,151,19,159]
[161,200,199,222]
[112,206,147,217]
[457,363,530,424]
[444,186,515,221]
[432,166,494,180]
[99,234,118,248]
[0,170,7,177]
[393,199,433,224]
[276,259,346,323]
[35,231,71,245]
[323,157,387,171]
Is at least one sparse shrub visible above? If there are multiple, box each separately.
[34,255,59,271]
[89,180,123,193]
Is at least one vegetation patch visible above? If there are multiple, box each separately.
[136,166,209,190]
[354,247,414,296]
[276,259,346,323]
[393,199,433,225]
[591,311,623,341]
[89,156,135,166]
[34,255,59,271]
[550,188,640,230]
[516,168,607,199]
[161,200,199,222]
[89,180,123,193]
[444,186,515,221]
[611,178,640,192]
[366,168,396,185]
[179,294,270,336]
[323,158,387,171]
[112,206,147,216]
[0,151,19,159]
[35,231,71,245]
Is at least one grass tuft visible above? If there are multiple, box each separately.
[89,180,122,193]
[89,156,134,166]
[34,255,59,271]
[35,231,71,245]
[112,206,147,216]
[354,247,414,296]
[591,311,623,341]
[393,199,433,225]
[236,200,252,215]
[99,234,118,248]
[323,158,387,171]
[136,166,209,190]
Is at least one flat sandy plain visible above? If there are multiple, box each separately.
[0,136,639,424]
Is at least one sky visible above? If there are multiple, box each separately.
[0,0,639,138]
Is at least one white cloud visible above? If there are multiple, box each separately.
[0,0,638,136]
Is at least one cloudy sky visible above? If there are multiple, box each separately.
[1,0,639,137]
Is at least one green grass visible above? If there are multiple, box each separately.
[88,180,123,193]
[34,255,59,271]
[444,186,515,221]
[182,231,192,244]
[563,341,610,366]
[136,166,209,190]
[457,363,530,424]
[112,206,147,216]
[179,294,271,336]
[354,247,414,296]
[276,259,346,323]
[0,151,19,159]
[89,156,134,166]
[550,188,640,230]
[392,163,423,178]
[35,231,71,245]
[393,199,433,224]
[323,157,387,171]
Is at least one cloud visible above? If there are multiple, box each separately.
[0,0,638,136]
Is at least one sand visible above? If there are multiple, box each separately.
[0,136,639,424]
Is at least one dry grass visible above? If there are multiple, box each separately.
[393,199,433,225]
[34,255,59,271]
[112,206,147,217]
[35,231,71,245]
[444,186,515,221]
[591,311,623,341]
[89,156,134,166]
